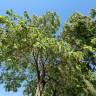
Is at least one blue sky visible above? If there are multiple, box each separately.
[0,0,96,96]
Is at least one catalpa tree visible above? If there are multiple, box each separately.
[0,9,61,96]
[0,10,72,96]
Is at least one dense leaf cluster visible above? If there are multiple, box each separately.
[0,9,96,96]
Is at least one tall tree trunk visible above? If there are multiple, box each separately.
[33,51,46,96]
[35,81,45,96]
[35,65,45,96]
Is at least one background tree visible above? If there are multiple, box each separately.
[61,9,96,96]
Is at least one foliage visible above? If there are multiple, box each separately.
[61,9,96,96]
[0,9,96,96]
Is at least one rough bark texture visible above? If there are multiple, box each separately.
[35,81,45,96]
[35,64,45,96]
[33,49,46,96]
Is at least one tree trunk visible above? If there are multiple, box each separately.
[35,81,44,96]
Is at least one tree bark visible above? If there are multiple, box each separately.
[35,64,45,96]
[35,68,45,96]
[33,50,46,96]
[35,81,45,96]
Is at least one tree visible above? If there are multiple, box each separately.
[0,10,79,96]
[0,10,62,96]
[61,9,96,95]
[0,10,84,96]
